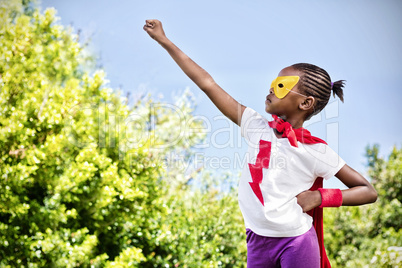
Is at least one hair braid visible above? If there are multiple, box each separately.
[291,63,345,120]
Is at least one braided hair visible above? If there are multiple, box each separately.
[291,63,345,120]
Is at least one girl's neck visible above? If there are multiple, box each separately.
[279,115,304,129]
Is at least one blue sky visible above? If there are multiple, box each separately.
[41,0,402,188]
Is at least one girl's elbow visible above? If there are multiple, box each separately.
[369,188,378,204]
[198,77,216,92]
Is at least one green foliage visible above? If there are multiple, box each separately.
[104,247,145,267]
[324,145,402,267]
[151,172,247,268]
[367,145,402,205]
[0,4,166,266]
[0,3,246,267]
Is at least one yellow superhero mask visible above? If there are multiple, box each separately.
[270,76,301,99]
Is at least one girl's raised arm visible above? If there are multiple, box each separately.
[143,19,246,126]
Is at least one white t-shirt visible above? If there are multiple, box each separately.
[239,107,345,237]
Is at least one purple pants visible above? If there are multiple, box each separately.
[246,227,320,268]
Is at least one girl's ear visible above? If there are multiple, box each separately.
[299,96,315,111]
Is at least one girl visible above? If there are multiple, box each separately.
[143,20,377,268]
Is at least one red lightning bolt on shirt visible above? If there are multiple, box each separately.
[248,140,271,206]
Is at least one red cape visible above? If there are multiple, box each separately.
[308,177,331,268]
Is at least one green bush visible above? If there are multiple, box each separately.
[324,145,401,267]
[0,3,246,267]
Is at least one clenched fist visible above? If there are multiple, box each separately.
[143,19,167,43]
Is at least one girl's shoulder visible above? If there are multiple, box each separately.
[241,107,269,128]
[241,107,271,143]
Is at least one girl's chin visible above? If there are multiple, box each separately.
[265,109,273,115]
[265,104,271,113]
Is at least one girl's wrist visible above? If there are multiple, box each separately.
[156,36,170,46]
[314,190,322,208]
[317,188,343,208]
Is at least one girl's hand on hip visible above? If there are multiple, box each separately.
[296,190,322,212]
[143,19,167,43]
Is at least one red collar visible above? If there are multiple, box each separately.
[268,114,327,147]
